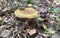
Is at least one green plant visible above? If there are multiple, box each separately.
[25,0,34,4]
[49,8,60,13]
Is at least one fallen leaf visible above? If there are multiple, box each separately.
[28,4,32,7]
[0,25,5,29]
[43,24,48,30]
[54,0,60,5]
[26,29,37,36]
[0,17,2,22]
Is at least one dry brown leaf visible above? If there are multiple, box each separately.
[0,25,5,29]
[10,27,14,31]
[26,29,37,36]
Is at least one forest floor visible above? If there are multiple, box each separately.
[0,0,60,38]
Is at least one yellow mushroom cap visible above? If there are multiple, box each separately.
[14,8,40,19]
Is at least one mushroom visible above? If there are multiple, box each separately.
[14,8,40,19]
[14,8,40,31]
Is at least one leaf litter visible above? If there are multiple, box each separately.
[0,0,60,38]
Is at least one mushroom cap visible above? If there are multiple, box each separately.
[14,8,40,19]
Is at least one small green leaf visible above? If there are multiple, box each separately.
[49,8,60,13]
[25,0,34,4]
[50,14,60,22]
[45,27,55,34]
[29,0,34,4]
